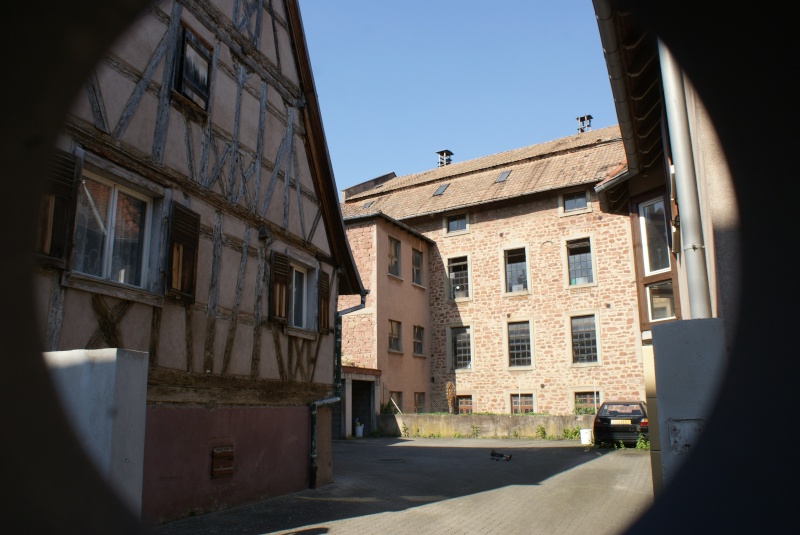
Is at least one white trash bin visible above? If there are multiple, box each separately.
[580,428,592,445]
[355,425,364,438]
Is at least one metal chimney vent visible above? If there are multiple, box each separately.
[577,115,593,133]
[436,149,453,167]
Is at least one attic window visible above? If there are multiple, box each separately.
[495,171,511,183]
[433,183,450,196]
[363,201,374,208]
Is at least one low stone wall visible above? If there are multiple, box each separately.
[377,413,595,439]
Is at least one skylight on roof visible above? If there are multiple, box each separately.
[433,183,450,196]
[495,170,511,183]
[364,201,374,208]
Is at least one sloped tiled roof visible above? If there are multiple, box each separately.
[341,125,627,221]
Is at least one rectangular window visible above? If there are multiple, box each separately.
[71,171,151,288]
[388,236,400,276]
[446,213,467,233]
[448,256,469,299]
[175,26,212,110]
[457,395,473,414]
[414,392,425,413]
[508,321,532,367]
[574,391,600,414]
[452,326,471,369]
[567,238,594,285]
[639,197,671,275]
[647,280,676,322]
[504,248,528,292]
[511,394,534,414]
[412,248,423,285]
[563,191,588,212]
[168,202,200,303]
[389,391,403,414]
[632,192,680,330]
[413,325,424,355]
[291,265,307,328]
[389,320,402,352]
[571,315,598,364]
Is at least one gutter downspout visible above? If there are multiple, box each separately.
[657,40,712,318]
[309,396,340,489]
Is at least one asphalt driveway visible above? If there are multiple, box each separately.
[151,437,653,535]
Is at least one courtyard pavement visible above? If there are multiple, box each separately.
[150,437,653,535]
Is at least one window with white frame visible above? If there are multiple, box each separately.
[508,321,532,367]
[567,238,594,285]
[571,314,598,364]
[388,236,401,276]
[451,326,472,369]
[389,320,402,352]
[504,248,528,292]
[511,393,534,414]
[413,325,424,355]
[638,196,677,324]
[71,170,152,288]
[448,256,469,299]
[270,251,319,332]
[412,248,423,285]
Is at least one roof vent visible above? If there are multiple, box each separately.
[577,115,593,133]
[436,149,453,167]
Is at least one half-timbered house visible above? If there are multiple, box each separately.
[34,0,362,524]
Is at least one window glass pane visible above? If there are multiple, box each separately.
[458,395,473,414]
[413,325,424,354]
[641,198,670,274]
[571,315,597,363]
[412,249,423,285]
[389,320,401,351]
[567,239,593,285]
[292,268,305,327]
[511,394,534,414]
[452,326,471,369]
[508,322,531,366]
[505,248,527,292]
[414,392,425,413]
[564,191,587,211]
[388,237,400,276]
[448,256,469,298]
[575,392,599,414]
[447,214,466,232]
[72,177,112,278]
[648,280,676,321]
[110,191,147,286]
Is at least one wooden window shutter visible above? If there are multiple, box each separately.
[167,202,200,303]
[319,270,330,333]
[270,251,289,324]
[37,149,80,263]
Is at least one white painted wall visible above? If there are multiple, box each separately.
[43,348,148,516]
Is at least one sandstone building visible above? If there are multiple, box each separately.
[339,124,645,423]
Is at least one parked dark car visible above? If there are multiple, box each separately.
[593,401,649,446]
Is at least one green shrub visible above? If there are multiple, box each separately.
[636,434,650,450]
[562,426,581,440]
[535,424,547,439]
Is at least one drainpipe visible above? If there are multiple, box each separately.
[657,40,712,318]
[309,396,340,489]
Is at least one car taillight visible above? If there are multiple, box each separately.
[639,418,649,428]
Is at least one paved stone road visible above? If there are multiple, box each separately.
[151,438,653,535]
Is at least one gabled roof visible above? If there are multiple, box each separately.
[342,125,626,221]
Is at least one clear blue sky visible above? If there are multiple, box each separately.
[298,1,618,195]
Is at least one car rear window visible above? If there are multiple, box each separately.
[599,404,643,417]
